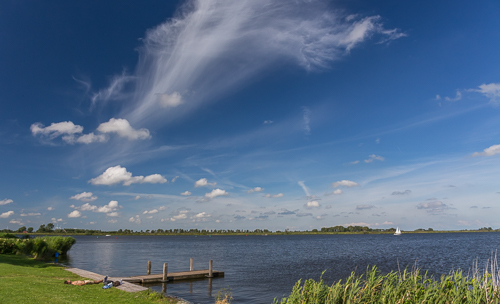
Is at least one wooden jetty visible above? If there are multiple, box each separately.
[65,258,223,291]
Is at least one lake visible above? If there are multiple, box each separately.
[64,232,500,303]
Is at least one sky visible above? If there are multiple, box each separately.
[1,0,500,231]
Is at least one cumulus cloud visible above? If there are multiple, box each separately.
[180,191,192,196]
[392,190,411,195]
[192,212,211,220]
[332,180,359,188]
[47,207,54,211]
[89,165,167,186]
[97,118,151,140]
[264,193,284,198]
[364,154,385,163]
[356,204,375,210]
[0,198,13,205]
[74,132,107,144]
[204,189,229,199]
[170,210,189,221]
[101,0,404,129]
[157,92,183,108]
[0,211,14,218]
[31,121,83,140]
[9,219,23,225]
[129,215,141,224]
[194,178,216,187]
[383,221,393,225]
[96,200,120,213]
[70,192,97,202]
[247,187,264,193]
[20,213,41,216]
[278,209,296,215]
[305,201,320,209]
[67,210,81,218]
[143,209,159,214]
[474,83,500,103]
[472,144,500,157]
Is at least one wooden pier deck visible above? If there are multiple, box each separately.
[65,267,148,292]
[126,269,224,284]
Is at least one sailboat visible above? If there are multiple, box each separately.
[394,227,402,235]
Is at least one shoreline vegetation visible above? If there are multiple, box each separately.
[275,264,500,304]
[2,223,498,236]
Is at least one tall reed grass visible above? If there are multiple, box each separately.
[275,254,500,304]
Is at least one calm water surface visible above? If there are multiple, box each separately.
[65,233,500,303]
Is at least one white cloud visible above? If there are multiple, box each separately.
[364,154,385,163]
[70,192,97,202]
[157,92,183,108]
[0,211,14,218]
[47,207,54,211]
[264,193,284,198]
[9,219,23,225]
[108,219,118,223]
[349,160,360,165]
[20,213,41,216]
[159,206,167,211]
[192,212,211,219]
[194,178,216,187]
[204,189,229,199]
[305,201,320,209]
[171,176,179,183]
[96,200,120,213]
[0,198,13,205]
[108,0,403,129]
[129,215,141,224]
[247,187,263,193]
[67,210,82,218]
[134,195,141,200]
[51,218,63,223]
[180,191,192,196]
[333,189,343,195]
[89,165,167,186]
[383,221,394,225]
[97,118,151,140]
[143,209,159,214]
[91,72,135,105]
[332,180,360,188]
[444,90,462,102]
[416,201,451,214]
[171,213,187,221]
[73,203,97,211]
[263,120,274,124]
[107,212,119,217]
[75,132,108,144]
[31,121,83,140]
[472,144,500,157]
[297,181,311,197]
[475,83,500,103]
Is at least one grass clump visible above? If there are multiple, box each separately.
[215,288,233,304]
[275,266,500,304]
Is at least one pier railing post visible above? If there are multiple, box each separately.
[208,259,213,278]
[147,260,151,275]
[162,263,168,282]
[190,258,194,271]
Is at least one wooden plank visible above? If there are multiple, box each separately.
[128,269,224,283]
[65,268,148,292]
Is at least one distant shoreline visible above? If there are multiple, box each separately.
[19,230,500,237]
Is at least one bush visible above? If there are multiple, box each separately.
[0,236,76,259]
[0,233,18,239]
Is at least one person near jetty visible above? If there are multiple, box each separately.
[64,278,104,286]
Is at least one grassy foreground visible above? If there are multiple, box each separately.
[0,254,179,304]
[274,266,500,304]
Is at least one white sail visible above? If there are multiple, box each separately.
[394,227,402,235]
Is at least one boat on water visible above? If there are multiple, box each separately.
[394,227,402,235]
[105,235,111,237]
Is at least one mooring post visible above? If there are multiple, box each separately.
[190,258,194,271]
[208,259,213,278]
[147,260,151,275]
[162,263,168,282]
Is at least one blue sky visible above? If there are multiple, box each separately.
[1,0,500,231]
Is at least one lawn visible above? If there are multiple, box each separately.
[0,254,179,304]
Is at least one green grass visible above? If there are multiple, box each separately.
[274,266,500,304]
[0,254,179,304]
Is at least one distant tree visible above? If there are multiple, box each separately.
[312,229,318,232]
[46,223,55,232]
[427,228,434,231]
[27,227,33,233]
[17,226,27,233]
[37,224,46,233]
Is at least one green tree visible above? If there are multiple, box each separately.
[17,226,27,232]
[46,223,55,232]
[27,227,33,233]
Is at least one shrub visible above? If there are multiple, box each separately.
[44,236,76,255]
[0,233,18,239]
[0,236,76,259]
[0,238,19,254]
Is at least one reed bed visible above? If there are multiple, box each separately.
[275,256,500,304]
[0,235,76,259]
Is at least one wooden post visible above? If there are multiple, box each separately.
[190,258,194,271]
[162,262,168,282]
[147,260,151,275]
[208,259,213,278]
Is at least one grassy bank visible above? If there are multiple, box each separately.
[274,266,500,304]
[0,254,179,304]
